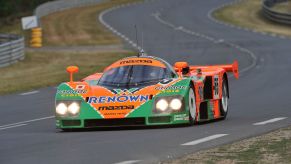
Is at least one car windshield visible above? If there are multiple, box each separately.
[99,65,173,87]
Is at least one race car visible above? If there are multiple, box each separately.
[55,55,239,129]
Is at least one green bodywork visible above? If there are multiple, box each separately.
[55,78,195,129]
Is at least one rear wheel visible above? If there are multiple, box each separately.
[220,79,229,119]
[188,85,196,125]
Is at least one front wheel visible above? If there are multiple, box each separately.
[220,79,229,119]
[188,85,196,125]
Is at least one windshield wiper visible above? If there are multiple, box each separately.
[134,78,164,85]
[126,65,134,87]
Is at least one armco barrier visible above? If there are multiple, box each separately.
[0,0,106,67]
[262,0,291,25]
[0,34,25,68]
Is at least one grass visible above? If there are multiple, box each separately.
[41,0,141,46]
[0,0,141,46]
[273,1,291,13]
[0,51,132,95]
[213,0,291,37]
[0,0,142,94]
[164,127,291,164]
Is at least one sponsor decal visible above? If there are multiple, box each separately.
[57,89,87,96]
[120,59,152,65]
[174,114,189,121]
[98,105,134,111]
[155,86,187,90]
[112,88,139,95]
[162,89,180,93]
[57,90,87,94]
[103,112,128,116]
[214,75,219,99]
[87,95,149,104]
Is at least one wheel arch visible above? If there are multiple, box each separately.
[223,73,229,98]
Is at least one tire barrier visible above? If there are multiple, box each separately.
[262,0,291,25]
[30,28,42,48]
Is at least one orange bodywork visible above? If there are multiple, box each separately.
[64,56,239,120]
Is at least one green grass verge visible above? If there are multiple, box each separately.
[0,0,141,46]
[273,1,291,14]
[0,0,142,94]
[42,0,141,46]
[0,51,133,95]
[213,0,291,37]
[164,127,291,164]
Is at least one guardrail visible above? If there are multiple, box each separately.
[0,34,25,68]
[0,0,108,68]
[262,0,291,25]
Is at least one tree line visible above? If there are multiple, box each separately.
[0,0,52,24]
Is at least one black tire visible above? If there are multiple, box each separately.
[188,84,196,125]
[220,79,229,119]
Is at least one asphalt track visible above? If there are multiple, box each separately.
[1,0,291,163]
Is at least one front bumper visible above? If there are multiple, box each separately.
[56,113,190,129]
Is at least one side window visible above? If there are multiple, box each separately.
[163,62,178,78]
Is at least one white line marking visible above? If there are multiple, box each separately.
[114,160,141,164]
[153,12,257,75]
[181,134,228,146]
[0,124,27,130]
[0,116,55,128]
[19,90,39,96]
[98,2,146,53]
[253,117,287,125]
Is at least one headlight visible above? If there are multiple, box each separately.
[156,99,169,111]
[55,101,81,116]
[68,102,80,115]
[56,103,67,115]
[170,98,182,110]
[154,96,184,113]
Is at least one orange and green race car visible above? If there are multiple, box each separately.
[55,55,239,130]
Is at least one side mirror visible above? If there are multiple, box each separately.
[174,62,190,75]
[66,66,79,82]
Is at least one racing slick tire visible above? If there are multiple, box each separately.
[220,79,229,119]
[188,84,196,125]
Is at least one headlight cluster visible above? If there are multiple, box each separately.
[55,101,81,116]
[154,96,184,113]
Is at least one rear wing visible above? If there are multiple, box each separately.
[189,61,239,79]
[216,60,239,79]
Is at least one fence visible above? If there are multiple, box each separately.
[262,0,291,25]
[0,34,25,68]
